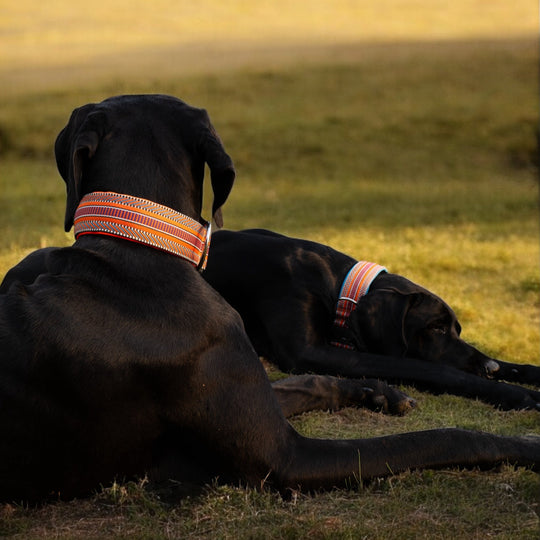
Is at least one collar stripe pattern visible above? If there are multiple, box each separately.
[331,261,387,349]
[73,192,211,270]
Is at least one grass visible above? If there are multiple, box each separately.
[2,468,539,539]
[1,1,539,537]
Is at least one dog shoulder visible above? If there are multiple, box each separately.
[0,247,59,293]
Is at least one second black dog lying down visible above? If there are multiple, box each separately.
[203,229,540,411]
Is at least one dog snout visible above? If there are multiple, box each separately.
[484,359,500,378]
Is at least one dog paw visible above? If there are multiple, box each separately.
[363,381,416,416]
[496,386,540,411]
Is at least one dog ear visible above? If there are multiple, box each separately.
[356,291,423,357]
[200,125,235,228]
[396,292,424,355]
[55,105,106,231]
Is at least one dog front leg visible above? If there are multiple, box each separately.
[488,359,540,386]
[271,375,415,417]
[290,346,540,411]
[183,347,540,493]
[273,428,540,493]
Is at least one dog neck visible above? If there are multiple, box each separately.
[331,261,387,349]
[73,192,211,271]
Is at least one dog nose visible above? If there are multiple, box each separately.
[484,359,500,377]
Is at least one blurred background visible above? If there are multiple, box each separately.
[2,1,537,92]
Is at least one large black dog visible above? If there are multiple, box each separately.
[203,229,540,411]
[1,96,539,503]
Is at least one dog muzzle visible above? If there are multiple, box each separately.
[73,192,211,271]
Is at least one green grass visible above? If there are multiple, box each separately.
[0,7,539,539]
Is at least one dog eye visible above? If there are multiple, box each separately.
[430,326,447,335]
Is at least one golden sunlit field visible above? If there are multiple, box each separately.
[1,1,539,538]
[1,0,537,93]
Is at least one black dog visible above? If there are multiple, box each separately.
[1,96,539,503]
[203,229,540,411]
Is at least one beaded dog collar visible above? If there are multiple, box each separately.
[73,192,211,271]
[331,261,387,349]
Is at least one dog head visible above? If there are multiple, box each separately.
[55,95,235,231]
[352,273,500,377]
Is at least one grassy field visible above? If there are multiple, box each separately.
[1,1,539,538]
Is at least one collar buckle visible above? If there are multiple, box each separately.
[196,220,212,273]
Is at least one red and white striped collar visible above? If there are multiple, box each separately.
[331,261,387,349]
[73,192,211,271]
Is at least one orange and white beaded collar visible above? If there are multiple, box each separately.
[73,192,211,271]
